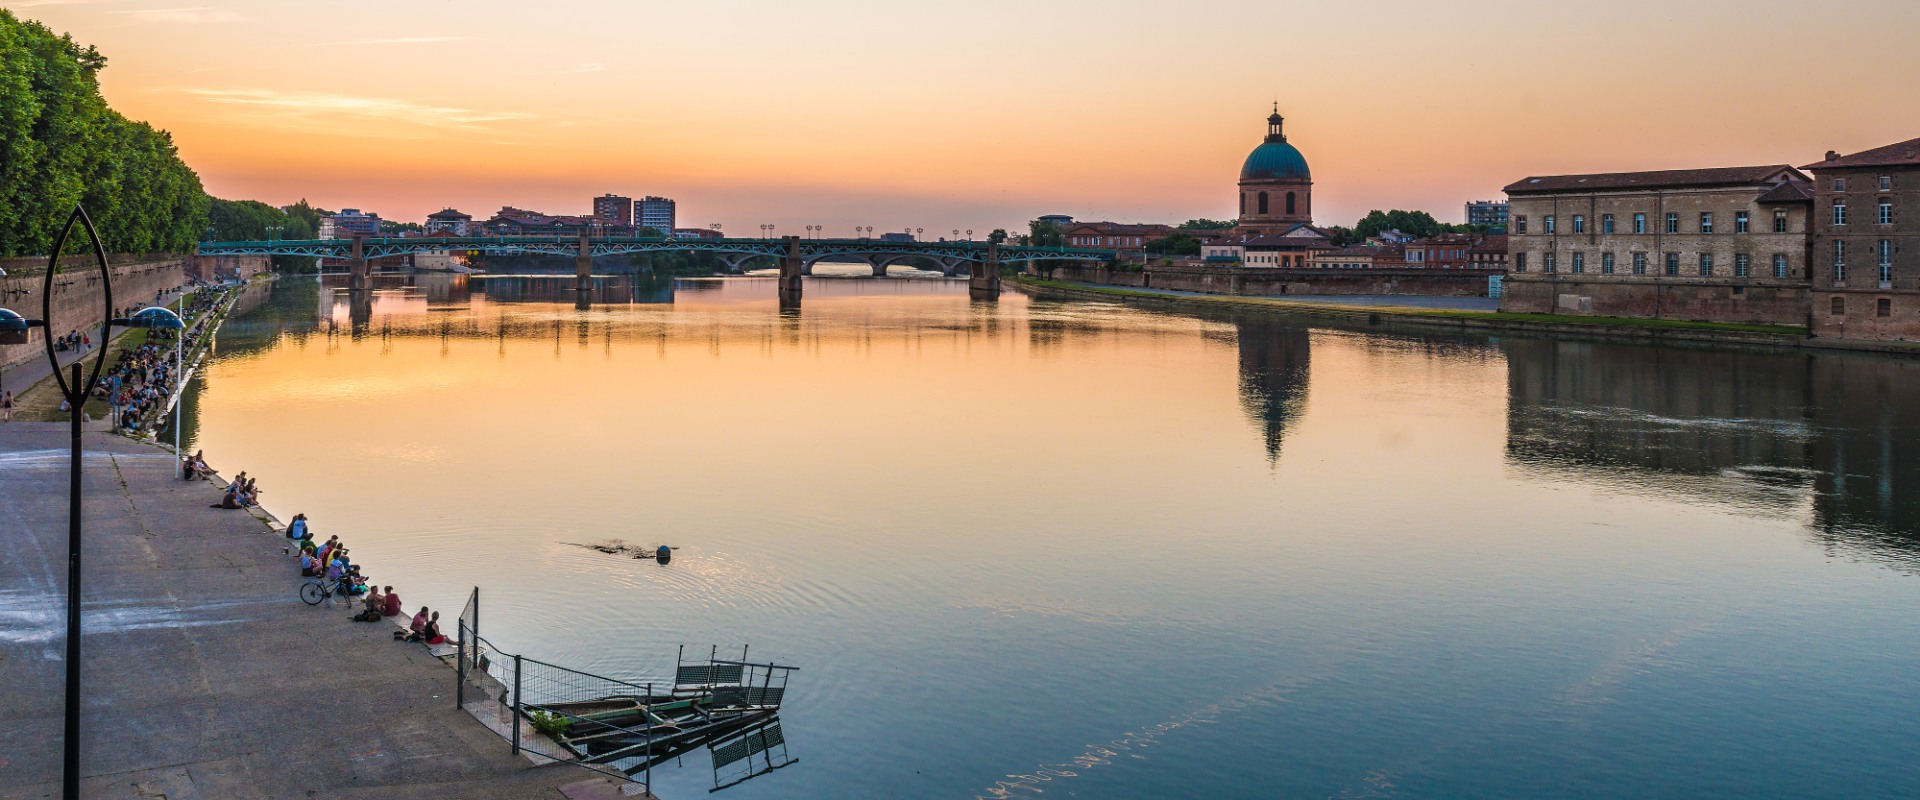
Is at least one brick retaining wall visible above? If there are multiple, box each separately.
[0,258,188,371]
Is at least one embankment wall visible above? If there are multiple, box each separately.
[1,258,187,371]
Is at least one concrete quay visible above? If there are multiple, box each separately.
[0,424,625,799]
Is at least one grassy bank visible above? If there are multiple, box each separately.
[1013,277,1811,340]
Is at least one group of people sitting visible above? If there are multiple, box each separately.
[284,513,445,644]
[97,334,184,432]
[98,284,232,433]
[209,470,262,509]
[182,449,213,480]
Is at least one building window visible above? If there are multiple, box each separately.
[1633,213,1647,234]
[1774,254,1789,278]
[1545,215,1557,234]
[1665,252,1680,276]
[1602,252,1615,274]
[1833,200,1847,226]
[1665,213,1679,233]
[1880,200,1894,225]
[1515,216,1527,234]
[1285,192,1296,215]
[1735,211,1749,233]
[1834,240,1847,283]
[1879,298,1893,317]
[1602,214,1615,234]
[1514,252,1527,272]
[1258,192,1269,215]
[1833,177,1846,192]
[1735,253,1750,277]
[1832,296,1845,315]
[1572,215,1585,233]
[1880,176,1893,191]
[1699,253,1713,276]
[1700,212,1713,234]
[1633,252,1647,275]
[1571,252,1585,273]
[1544,252,1557,273]
[1882,240,1894,285]
[1774,210,1789,233]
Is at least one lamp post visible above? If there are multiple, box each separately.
[0,206,164,800]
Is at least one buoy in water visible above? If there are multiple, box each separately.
[656,545,672,564]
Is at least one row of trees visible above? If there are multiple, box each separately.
[0,10,208,257]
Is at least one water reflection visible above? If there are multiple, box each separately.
[1232,319,1312,461]
[1504,337,1920,568]
[173,275,1920,798]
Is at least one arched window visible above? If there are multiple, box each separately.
[1240,193,1246,215]
[1258,192,1269,215]
[1285,192,1297,215]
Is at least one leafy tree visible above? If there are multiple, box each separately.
[1145,232,1202,256]
[987,228,1008,245]
[1347,210,1487,242]
[379,220,423,234]
[0,10,206,256]
[281,199,333,236]
[1026,219,1069,277]
[1180,219,1236,230]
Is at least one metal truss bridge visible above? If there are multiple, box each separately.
[197,236,1116,276]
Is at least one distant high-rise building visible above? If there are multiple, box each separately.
[593,194,633,227]
[330,208,381,237]
[636,196,676,235]
[1466,200,1510,228]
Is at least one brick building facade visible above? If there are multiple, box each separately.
[1804,137,1920,343]
[1501,166,1814,325]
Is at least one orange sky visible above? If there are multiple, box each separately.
[13,0,1920,232]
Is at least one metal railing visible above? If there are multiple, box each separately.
[451,588,798,794]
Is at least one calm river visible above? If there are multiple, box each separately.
[171,272,1920,798]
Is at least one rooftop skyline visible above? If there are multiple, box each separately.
[16,0,1920,231]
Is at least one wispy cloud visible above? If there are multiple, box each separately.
[186,88,531,133]
[114,7,243,24]
[539,63,606,75]
[316,36,466,46]
[15,0,96,8]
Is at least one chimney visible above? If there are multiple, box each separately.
[1825,151,1840,162]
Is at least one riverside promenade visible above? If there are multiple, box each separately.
[0,424,622,799]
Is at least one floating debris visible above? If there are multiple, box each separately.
[566,539,676,561]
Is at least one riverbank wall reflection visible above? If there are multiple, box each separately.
[1505,337,1920,569]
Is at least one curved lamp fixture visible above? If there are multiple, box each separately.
[122,306,185,330]
[0,306,46,345]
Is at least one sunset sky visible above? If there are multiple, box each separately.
[13,0,1920,233]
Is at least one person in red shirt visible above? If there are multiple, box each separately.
[382,587,401,617]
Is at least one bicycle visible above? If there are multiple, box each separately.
[300,576,344,605]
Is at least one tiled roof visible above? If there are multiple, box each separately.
[1803,137,1920,169]
[1468,234,1508,253]
[1064,221,1176,236]
[1755,181,1815,204]
[1504,165,1802,193]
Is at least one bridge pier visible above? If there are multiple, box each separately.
[969,243,1001,300]
[348,235,369,291]
[778,236,804,302]
[575,232,593,291]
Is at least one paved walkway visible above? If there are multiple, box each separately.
[1050,281,1502,312]
[0,424,612,799]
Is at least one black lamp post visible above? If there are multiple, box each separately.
[0,206,176,800]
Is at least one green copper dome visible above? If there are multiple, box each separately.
[1241,109,1311,182]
